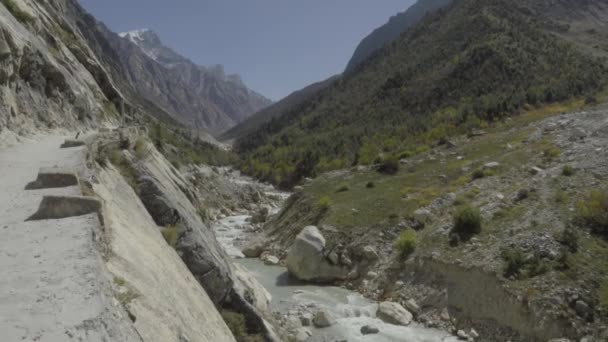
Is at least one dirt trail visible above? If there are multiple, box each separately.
[0,134,136,341]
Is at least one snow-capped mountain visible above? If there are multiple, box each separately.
[115,29,272,133]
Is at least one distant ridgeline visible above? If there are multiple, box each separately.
[236,0,608,189]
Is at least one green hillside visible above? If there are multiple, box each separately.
[236,0,608,189]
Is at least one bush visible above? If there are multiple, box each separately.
[562,165,575,176]
[395,229,417,257]
[366,181,375,188]
[576,190,608,234]
[161,225,179,248]
[376,155,400,175]
[558,227,579,253]
[452,205,482,238]
[316,196,332,212]
[1,0,33,24]
[134,137,148,160]
[502,248,526,278]
[221,310,264,342]
[471,168,494,181]
[336,183,350,192]
[543,146,561,160]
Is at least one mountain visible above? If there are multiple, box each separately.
[345,0,452,72]
[114,28,272,133]
[236,0,608,188]
[220,75,339,142]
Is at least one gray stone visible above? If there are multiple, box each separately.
[360,325,380,335]
[360,245,379,261]
[312,309,336,328]
[376,301,413,326]
[483,162,500,169]
[26,196,102,221]
[286,226,348,282]
[300,312,312,326]
[404,299,420,315]
[242,238,267,258]
[457,330,469,340]
[413,208,432,224]
[294,328,311,341]
[328,251,339,265]
[25,167,79,190]
[60,139,85,148]
[575,300,592,318]
[262,255,280,266]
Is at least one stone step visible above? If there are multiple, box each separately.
[26,196,102,221]
[25,167,79,190]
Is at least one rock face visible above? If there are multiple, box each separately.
[286,226,349,282]
[376,301,413,326]
[94,166,236,342]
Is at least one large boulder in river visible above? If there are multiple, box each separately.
[377,301,413,326]
[286,226,349,282]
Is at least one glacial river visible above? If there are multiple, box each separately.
[213,212,457,342]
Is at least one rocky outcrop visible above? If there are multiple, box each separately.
[93,165,236,342]
[286,226,349,282]
[376,301,413,326]
[133,147,234,304]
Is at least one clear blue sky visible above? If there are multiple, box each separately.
[79,0,415,101]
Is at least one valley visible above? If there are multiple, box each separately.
[1,0,608,341]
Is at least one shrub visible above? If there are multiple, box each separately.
[562,165,575,176]
[134,136,148,160]
[161,225,179,248]
[316,196,332,212]
[221,310,264,342]
[336,183,350,192]
[376,155,400,175]
[558,227,579,253]
[543,146,561,160]
[366,181,375,188]
[1,0,34,24]
[452,205,482,238]
[502,248,526,278]
[471,168,494,181]
[576,190,608,234]
[395,229,417,257]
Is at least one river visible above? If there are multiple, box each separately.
[211,177,457,342]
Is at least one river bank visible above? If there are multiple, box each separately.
[209,170,457,342]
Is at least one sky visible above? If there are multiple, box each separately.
[79,0,415,101]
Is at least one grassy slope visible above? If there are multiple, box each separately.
[237,0,608,188]
[280,99,608,331]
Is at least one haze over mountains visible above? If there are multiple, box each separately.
[115,28,272,133]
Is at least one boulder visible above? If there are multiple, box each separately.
[242,237,267,258]
[483,162,500,169]
[360,325,380,335]
[294,328,311,341]
[404,299,420,315]
[413,208,432,224]
[27,196,101,221]
[360,245,379,261]
[262,254,280,266]
[376,301,413,326]
[299,313,312,327]
[312,309,336,328]
[286,226,348,282]
[60,139,85,148]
